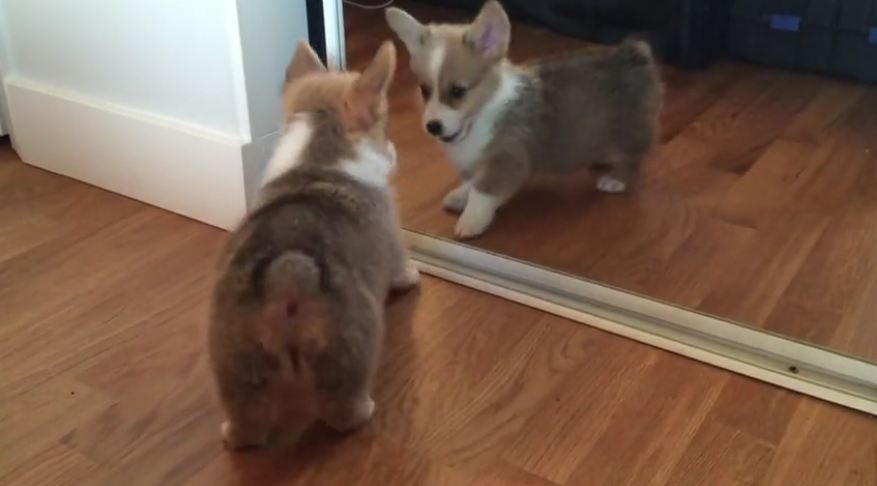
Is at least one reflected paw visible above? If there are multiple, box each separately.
[454,212,492,240]
[596,175,627,193]
[443,185,470,213]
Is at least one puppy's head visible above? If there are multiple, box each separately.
[282,40,397,166]
[386,1,510,144]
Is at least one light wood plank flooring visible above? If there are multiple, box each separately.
[1,136,875,484]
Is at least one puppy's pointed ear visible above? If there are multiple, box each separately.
[466,0,510,60]
[345,41,396,128]
[286,41,326,82]
[386,7,427,53]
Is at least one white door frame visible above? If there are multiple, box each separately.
[320,0,346,70]
[0,20,10,137]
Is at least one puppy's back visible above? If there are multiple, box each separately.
[515,39,662,172]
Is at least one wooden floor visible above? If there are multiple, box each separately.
[346,1,877,362]
[2,139,877,483]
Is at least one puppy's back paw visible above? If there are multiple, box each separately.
[596,175,627,194]
[221,421,269,450]
[322,396,375,433]
[443,185,470,213]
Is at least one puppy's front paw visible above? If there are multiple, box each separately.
[443,185,470,213]
[324,397,376,433]
[361,397,376,423]
[596,175,627,193]
[454,211,493,240]
[221,421,267,450]
[454,191,500,239]
[392,262,421,291]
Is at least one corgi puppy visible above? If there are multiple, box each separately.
[386,1,662,239]
[208,40,419,450]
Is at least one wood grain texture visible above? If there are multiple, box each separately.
[2,2,877,482]
[1,133,876,485]
[362,1,877,361]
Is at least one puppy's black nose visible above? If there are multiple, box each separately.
[426,120,443,136]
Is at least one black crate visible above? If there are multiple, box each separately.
[415,0,731,68]
[832,1,877,82]
[727,0,877,82]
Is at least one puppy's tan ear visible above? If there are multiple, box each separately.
[286,41,326,82]
[345,41,396,128]
[386,7,427,53]
[358,40,396,96]
[466,0,510,60]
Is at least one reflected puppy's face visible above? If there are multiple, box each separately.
[386,1,510,144]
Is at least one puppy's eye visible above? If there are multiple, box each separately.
[449,84,467,100]
[419,84,432,99]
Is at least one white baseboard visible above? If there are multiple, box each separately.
[0,82,8,137]
[241,129,281,208]
[5,76,249,230]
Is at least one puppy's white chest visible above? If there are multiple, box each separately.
[440,69,523,178]
[443,126,492,175]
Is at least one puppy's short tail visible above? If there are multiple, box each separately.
[263,251,321,309]
[618,38,655,66]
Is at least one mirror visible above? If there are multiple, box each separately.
[343,0,877,367]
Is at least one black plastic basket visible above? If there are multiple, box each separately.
[727,0,877,82]
[416,0,731,68]
[832,1,877,82]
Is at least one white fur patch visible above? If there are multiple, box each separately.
[454,188,502,239]
[362,397,376,420]
[423,41,458,133]
[427,41,446,86]
[596,175,627,193]
[339,141,397,189]
[393,261,421,289]
[262,116,313,186]
[444,65,523,174]
[442,180,471,213]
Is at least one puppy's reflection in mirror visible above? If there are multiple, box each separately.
[387,1,662,239]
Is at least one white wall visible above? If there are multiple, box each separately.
[3,0,247,136]
[0,0,314,228]
[236,0,308,139]
[0,2,10,137]
[234,0,310,203]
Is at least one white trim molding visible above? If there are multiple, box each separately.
[5,76,248,229]
[405,231,877,416]
[321,0,346,70]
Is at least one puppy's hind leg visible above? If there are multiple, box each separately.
[595,149,645,194]
[320,394,376,433]
[218,387,276,450]
[315,288,381,433]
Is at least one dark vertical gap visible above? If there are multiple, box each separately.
[306,0,328,65]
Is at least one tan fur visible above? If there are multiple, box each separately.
[387,1,663,238]
[208,41,418,450]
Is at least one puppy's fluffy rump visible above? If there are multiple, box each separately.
[265,252,319,298]
[208,41,415,450]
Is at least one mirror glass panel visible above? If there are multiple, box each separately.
[345,0,877,363]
